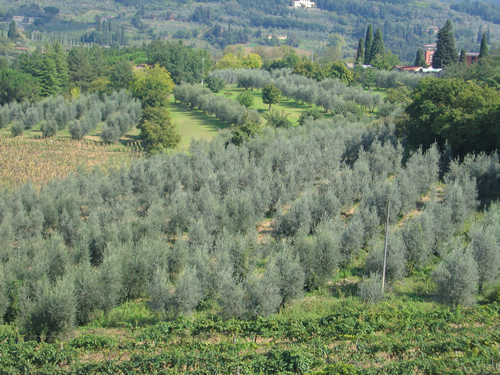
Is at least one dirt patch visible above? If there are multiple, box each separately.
[257,219,275,243]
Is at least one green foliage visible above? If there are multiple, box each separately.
[263,109,292,128]
[262,84,281,110]
[18,276,77,341]
[459,49,467,64]
[0,69,40,105]
[298,107,323,125]
[479,32,489,59]
[364,23,374,65]
[358,273,385,304]
[70,334,116,350]
[370,28,385,62]
[7,21,18,42]
[139,106,181,152]
[131,65,174,108]
[10,121,24,137]
[401,77,500,157]
[433,247,479,308]
[414,48,427,67]
[356,37,364,63]
[237,91,254,108]
[145,39,210,85]
[229,119,262,146]
[432,20,458,68]
[206,76,226,93]
[40,120,58,137]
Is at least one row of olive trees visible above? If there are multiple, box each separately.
[208,68,392,116]
[361,69,423,90]
[0,90,142,142]
[0,116,496,338]
[174,83,261,126]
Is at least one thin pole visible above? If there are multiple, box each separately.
[382,198,390,291]
[201,58,205,85]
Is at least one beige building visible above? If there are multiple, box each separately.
[292,0,316,8]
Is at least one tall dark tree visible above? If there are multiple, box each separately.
[479,33,488,59]
[356,37,364,63]
[364,24,373,65]
[414,48,427,67]
[95,15,102,32]
[7,21,17,41]
[459,49,467,64]
[477,25,482,43]
[432,20,458,68]
[487,25,491,44]
[370,28,385,61]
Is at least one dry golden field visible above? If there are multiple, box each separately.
[0,135,142,188]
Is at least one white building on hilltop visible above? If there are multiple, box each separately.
[293,0,316,8]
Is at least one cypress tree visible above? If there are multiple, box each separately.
[356,37,364,63]
[477,25,482,43]
[414,48,427,67]
[95,15,102,32]
[487,25,491,44]
[7,21,17,41]
[364,24,373,65]
[371,27,385,61]
[459,49,467,64]
[432,20,458,68]
[479,32,488,59]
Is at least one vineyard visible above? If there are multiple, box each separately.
[0,136,141,188]
[1,301,499,374]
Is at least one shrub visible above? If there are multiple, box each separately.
[298,107,323,125]
[18,276,76,341]
[358,272,385,304]
[237,91,254,108]
[41,120,58,137]
[432,247,479,307]
[263,109,292,128]
[10,121,23,136]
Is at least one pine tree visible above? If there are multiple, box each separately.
[432,20,458,68]
[364,24,373,65]
[371,27,385,61]
[479,32,488,59]
[356,37,364,63]
[50,43,69,93]
[459,49,467,64]
[39,46,61,96]
[414,48,427,67]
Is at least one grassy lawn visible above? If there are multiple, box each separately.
[170,96,230,152]
[217,84,318,126]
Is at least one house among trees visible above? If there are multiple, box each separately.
[392,66,423,73]
[423,43,437,66]
[392,65,443,77]
[292,0,316,8]
[465,52,479,65]
[12,15,36,26]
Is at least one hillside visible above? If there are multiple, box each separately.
[1,0,500,62]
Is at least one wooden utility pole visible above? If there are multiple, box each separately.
[382,199,390,291]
